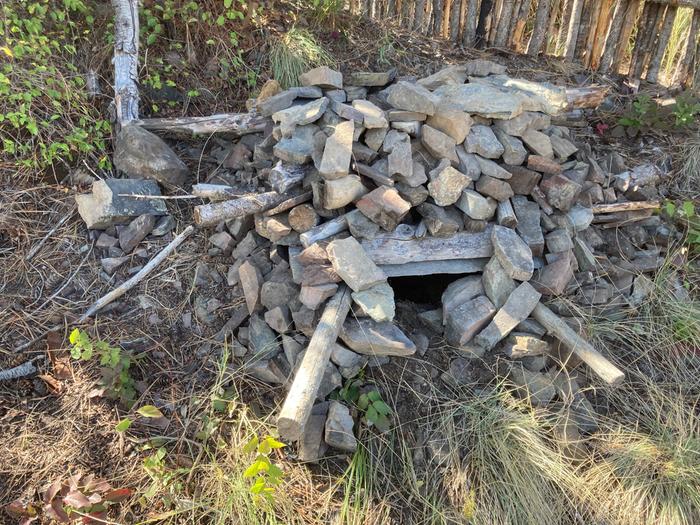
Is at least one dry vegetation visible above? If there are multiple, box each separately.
[1,1,700,524]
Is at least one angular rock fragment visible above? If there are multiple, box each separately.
[456,189,497,220]
[299,66,343,89]
[416,203,463,236]
[465,125,504,159]
[545,229,573,253]
[445,295,497,347]
[351,282,395,322]
[418,64,468,90]
[491,225,534,281]
[434,83,523,119]
[510,366,556,406]
[319,120,354,179]
[388,139,413,181]
[441,275,484,324]
[540,174,582,211]
[356,186,412,231]
[257,90,296,117]
[482,256,517,308]
[531,255,573,296]
[352,99,388,129]
[386,81,438,115]
[249,313,281,355]
[421,125,458,163]
[272,97,329,136]
[327,237,386,292]
[504,165,541,195]
[299,282,339,310]
[527,155,562,175]
[348,70,395,87]
[340,318,416,356]
[119,214,155,254]
[501,332,550,358]
[475,155,512,179]
[521,128,554,158]
[550,135,578,159]
[493,128,528,165]
[239,260,263,314]
[298,402,329,462]
[324,175,367,209]
[325,401,357,452]
[475,175,514,202]
[426,102,472,143]
[512,196,545,257]
[264,305,293,333]
[427,165,470,206]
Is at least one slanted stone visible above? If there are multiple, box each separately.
[391,121,422,136]
[527,155,562,175]
[257,90,296,117]
[119,214,155,254]
[550,135,578,159]
[566,205,593,231]
[522,129,554,158]
[260,280,298,309]
[540,174,582,211]
[348,70,395,86]
[319,120,354,179]
[364,127,388,151]
[245,358,287,384]
[492,225,534,281]
[239,260,263,314]
[473,282,541,350]
[482,256,517,308]
[299,282,338,310]
[272,97,329,136]
[298,402,329,462]
[346,209,381,239]
[114,124,190,186]
[546,229,573,253]
[433,83,523,119]
[327,237,386,292]
[76,179,167,229]
[501,333,550,358]
[255,214,292,242]
[299,66,342,89]
[329,100,364,122]
[356,186,412,231]
[264,305,293,333]
[427,165,470,206]
[441,275,483,324]
[387,110,428,121]
[388,139,413,181]
[273,137,313,164]
[249,313,280,355]
[421,125,458,163]
[331,344,367,379]
[324,175,367,209]
[351,282,395,322]
[456,189,497,220]
[465,125,504,159]
[445,295,497,347]
[572,237,597,271]
[396,182,429,206]
[340,318,416,356]
[352,142,378,163]
[505,165,541,195]
[510,366,556,406]
[96,232,119,249]
[352,99,388,129]
[475,175,514,202]
[417,64,468,90]
[382,129,408,153]
[325,89,346,102]
[493,128,528,165]
[209,231,235,255]
[456,147,482,180]
[512,196,545,257]
[475,155,512,179]
[532,255,573,295]
[101,256,129,275]
[426,102,472,143]
[151,215,175,236]
[386,80,438,115]
[417,203,463,236]
[290,86,324,98]
[325,401,356,452]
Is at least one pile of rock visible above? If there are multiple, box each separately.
[78,61,667,459]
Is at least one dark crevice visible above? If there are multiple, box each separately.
[388,274,468,305]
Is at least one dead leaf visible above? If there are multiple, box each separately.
[63,490,91,509]
[103,488,133,502]
[43,479,63,504]
[51,357,72,380]
[38,374,62,395]
[6,498,34,517]
[87,388,106,399]
[46,331,62,350]
[44,500,70,523]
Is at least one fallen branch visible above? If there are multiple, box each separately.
[277,285,352,441]
[0,357,43,382]
[79,225,195,322]
[194,191,293,227]
[591,200,660,213]
[134,113,269,138]
[25,212,72,261]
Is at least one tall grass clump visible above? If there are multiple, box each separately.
[269,28,333,88]
[661,7,694,84]
[675,133,700,199]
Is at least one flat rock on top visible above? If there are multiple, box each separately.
[491,225,534,281]
[340,318,416,356]
[434,83,524,119]
[299,66,343,89]
[386,81,439,115]
[327,236,387,292]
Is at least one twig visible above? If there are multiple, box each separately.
[0,356,43,382]
[25,213,73,261]
[78,225,195,322]
[592,201,661,214]
[32,243,93,313]
[117,193,198,200]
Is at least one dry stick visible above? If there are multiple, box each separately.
[564,0,585,58]
[532,303,625,385]
[527,0,552,55]
[112,0,139,123]
[673,10,700,86]
[494,0,516,46]
[277,286,352,441]
[78,226,195,323]
[0,357,43,382]
[463,0,480,45]
[613,0,641,72]
[134,113,268,139]
[191,183,243,201]
[646,5,678,83]
[591,200,661,213]
[590,0,616,70]
[193,191,292,227]
[599,0,629,72]
[25,212,72,262]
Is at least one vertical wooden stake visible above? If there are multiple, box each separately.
[564,0,585,59]
[556,0,573,54]
[646,5,678,83]
[673,9,700,86]
[527,0,552,55]
[112,0,139,124]
[463,0,480,45]
[613,0,641,72]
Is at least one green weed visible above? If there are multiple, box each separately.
[242,435,286,506]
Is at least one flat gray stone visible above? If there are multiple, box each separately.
[340,318,416,356]
[319,120,354,179]
[426,102,472,143]
[249,313,280,355]
[531,254,573,296]
[464,59,507,76]
[347,70,395,87]
[441,275,484,324]
[417,64,468,90]
[352,99,388,129]
[493,128,528,165]
[427,165,470,206]
[325,401,357,452]
[239,260,263,314]
[456,147,482,180]
[386,80,439,115]
[388,139,413,181]
[260,280,299,309]
[272,97,329,136]
[351,282,395,322]
[273,137,313,164]
[482,256,516,308]
[512,196,545,257]
[473,282,542,350]
[416,203,463,236]
[475,175,514,202]
[330,344,367,378]
[492,111,547,136]
[445,295,497,347]
[521,128,554,158]
[119,214,155,254]
[299,283,339,310]
[434,83,523,119]
[421,125,458,163]
[356,186,411,231]
[492,225,534,281]
[540,175,582,212]
[474,155,512,179]
[323,175,368,209]
[327,237,386,292]
[364,127,388,151]
[510,366,555,406]
[465,125,504,159]
[545,229,573,253]
[298,402,329,462]
[257,90,296,117]
[101,256,129,275]
[299,66,342,89]
[264,305,293,333]
[456,189,496,220]
[550,135,578,159]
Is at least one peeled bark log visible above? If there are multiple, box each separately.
[631,3,662,79]
[415,0,428,31]
[194,191,293,227]
[556,0,573,54]
[582,0,603,66]
[192,184,242,201]
[112,0,139,123]
[646,5,678,83]
[134,113,269,138]
[527,0,552,55]
[512,0,533,51]
[566,86,609,109]
[575,0,595,60]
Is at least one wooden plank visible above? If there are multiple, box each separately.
[112,0,140,123]
[134,113,269,138]
[381,259,488,276]
[613,0,641,72]
[361,228,494,265]
[277,286,352,441]
[673,9,700,85]
[591,0,617,70]
[564,0,585,58]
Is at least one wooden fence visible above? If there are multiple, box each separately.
[347,0,700,87]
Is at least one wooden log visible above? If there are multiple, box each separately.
[599,0,628,72]
[497,199,518,227]
[527,0,552,55]
[630,3,661,79]
[591,200,661,213]
[288,204,321,233]
[79,226,195,322]
[449,0,462,39]
[489,0,505,45]
[415,0,428,31]
[647,5,678,82]
[194,191,293,227]
[354,162,395,186]
[380,258,489,276]
[134,113,269,139]
[575,0,595,60]
[673,10,700,85]
[512,0,533,51]
[582,0,605,66]
[463,0,480,45]
[476,0,495,46]
[613,0,641,72]
[565,86,609,109]
[532,303,625,385]
[112,0,139,124]
[494,0,517,46]
[556,0,573,54]
[263,191,313,216]
[299,211,354,248]
[191,184,242,201]
[592,0,619,71]
[361,228,493,265]
[277,286,352,441]
[433,0,445,35]
[564,0,585,58]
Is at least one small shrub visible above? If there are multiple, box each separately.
[242,435,286,505]
[269,28,333,88]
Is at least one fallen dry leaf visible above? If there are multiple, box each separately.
[37,374,62,395]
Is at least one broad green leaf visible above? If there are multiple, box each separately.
[249,477,266,494]
[682,201,695,217]
[258,439,271,455]
[244,463,259,478]
[69,328,80,345]
[357,394,369,410]
[373,400,391,416]
[115,418,132,432]
[264,436,286,449]
[224,0,233,7]
[242,436,259,454]
[366,405,378,425]
[137,405,164,418]
[367,391,380,402]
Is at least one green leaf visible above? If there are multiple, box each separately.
[682,201,695,218]
[665,202,677,217]
[242,436,259,454]
[367,391,380,402]
[137,405,164,418]
[357,394,369,410]
[224,0,233,7]
[216,14,226,25]
[244,463,259,478]
[373,400,391,416]
[258,439,271,455]
[249,477,266,494]
[70,346,82,359]
[264,436,286,449]
[115,418,132,432]
[69,328,81,345]
[366,405,378,424]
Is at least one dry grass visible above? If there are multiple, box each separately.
[268,28,334,88]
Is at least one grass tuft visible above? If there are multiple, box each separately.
[268,28,333,88]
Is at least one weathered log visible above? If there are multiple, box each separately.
[449,0,462,39]
[489,0,505,45]
[299,211,354,248]
[433,0,445,35]
[277,286,352,441]
[476,0,495,46]
[288,204,321,233]
[565,86,609,109]
[673,10,700,85]
[194,191,293,227]
[463,0,480,45]
[532,303,625,385]
[630,3,661,80]
[134,113,269,138]
[599,0,628,72]
[564,0,585,58]
[576,0,595,60]
[381,259,489,276]
[511,0,533,51]
[494,0,517,47]
[269,162,310,193]
[527,0,552,55]
[263,191,313,216]
[415,0,428,31]
[647,5,678,83]
[112,0,139,123]
[582,0,605,67]
[191,184,242,201]
[361,228,493,265]
[590,0,617,70]
[497,199,518,227]
[556,0,574,54]
[591,200,661,213]
[613,0,641,72]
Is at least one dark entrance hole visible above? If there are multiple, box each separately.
[388,274,469,306]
